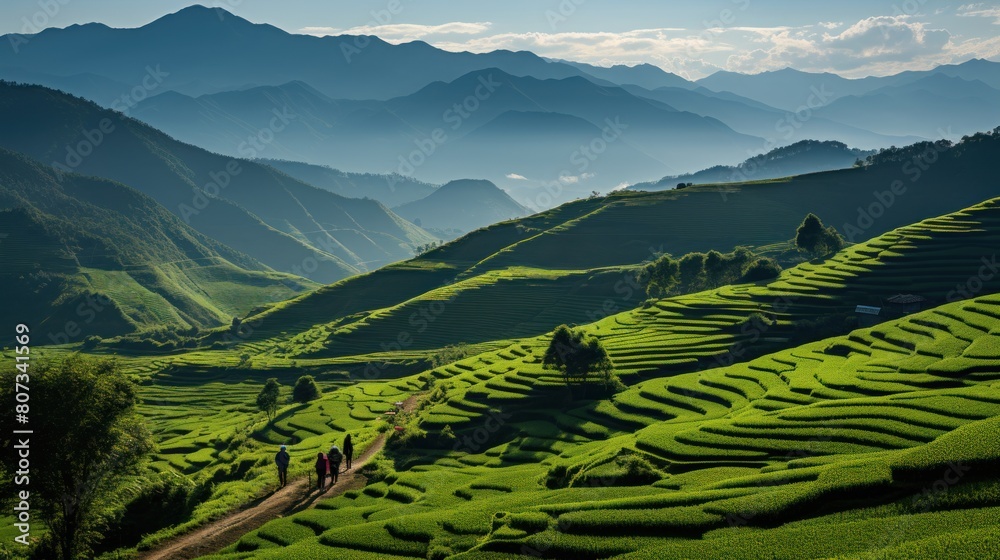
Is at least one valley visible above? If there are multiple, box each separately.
[1,4,1000,560]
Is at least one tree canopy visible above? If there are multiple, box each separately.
[0,356,153,560]
[639,246,765,298]
[292,375,321,403]
[257,378,281,421]
[795,213,845,257]
[543,325,615,387]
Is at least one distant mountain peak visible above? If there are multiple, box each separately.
[141,4,283,35]
[439,178,503,191]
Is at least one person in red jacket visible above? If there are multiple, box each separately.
[314,452,329,490]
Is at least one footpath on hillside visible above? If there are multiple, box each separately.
[141,395,418,560]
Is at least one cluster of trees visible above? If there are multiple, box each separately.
[638,213,850,299]
[415,241,442,254]
[256,375,321,422]
[855,127,1000,170]
[543,325,620,392]
[430,343,470,368]
[853,139,954,168]
[795,213,845,257]
[638,247,782,298]
[103,325,202,352]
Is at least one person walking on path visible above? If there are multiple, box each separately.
[343,434,354,471]
[275,445,290,488]
[314,452,329,490]
[328,444,343,484]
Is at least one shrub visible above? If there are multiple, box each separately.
[614,453,664,486]
[291,375,320,403]
[360,455,394,484]
[741,257,782,282]
[81,335,102,350]
[428,545,455,560]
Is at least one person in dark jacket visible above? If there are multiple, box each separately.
[275,445,290,488]
[328,444,343,484]
[343,434,354,470]
[314,452,329,490]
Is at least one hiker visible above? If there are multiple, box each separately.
[314,452,329,490]
[275,445,290,488]
[328,444,343,484]
[343,434,354,470]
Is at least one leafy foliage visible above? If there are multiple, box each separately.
[0,356,153,560]
[292,375,320,403]
[640,246,763,297]
[543,325,615,387]
[256,378,281,422]
[795,213,845,256]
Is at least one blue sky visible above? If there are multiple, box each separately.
[3,1,1000,78]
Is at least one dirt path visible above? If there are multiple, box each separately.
[141,395,418,560]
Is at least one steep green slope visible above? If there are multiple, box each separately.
[0,81,436,283]
[238,131,1000,359]
[418,193,1000,430]
[0,147,316,336]
[242,196,611,339]
[201,199,1000,559]
[41,191,1000,559]
[475,136,995,272]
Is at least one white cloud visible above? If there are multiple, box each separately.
[422,19,966,79]
[723,16,954,77]
[299,14,998,80]
[505,173,528,180]
[300,22,493,42]
[559,175,580,184]
[958,3,1000,24]
[432,28,732,80]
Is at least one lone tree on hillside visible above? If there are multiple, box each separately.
[1,356,153,560]
[257,378,281,421]
[292,375,321,403]
[543,325,616,389]
[795,213,845,257]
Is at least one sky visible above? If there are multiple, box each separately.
[3,0,1000,79]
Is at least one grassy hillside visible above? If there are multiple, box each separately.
[233,131,1000,359]
[0,81,437,283]
[22,192,997,559]
[0,147,316,336]
[185,196,1000,559]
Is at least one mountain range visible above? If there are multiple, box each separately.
[124,68,762,203]
[0,146,315,337]
[4,5,997,206]
[0,81,435,284]
[258,158,437,207]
